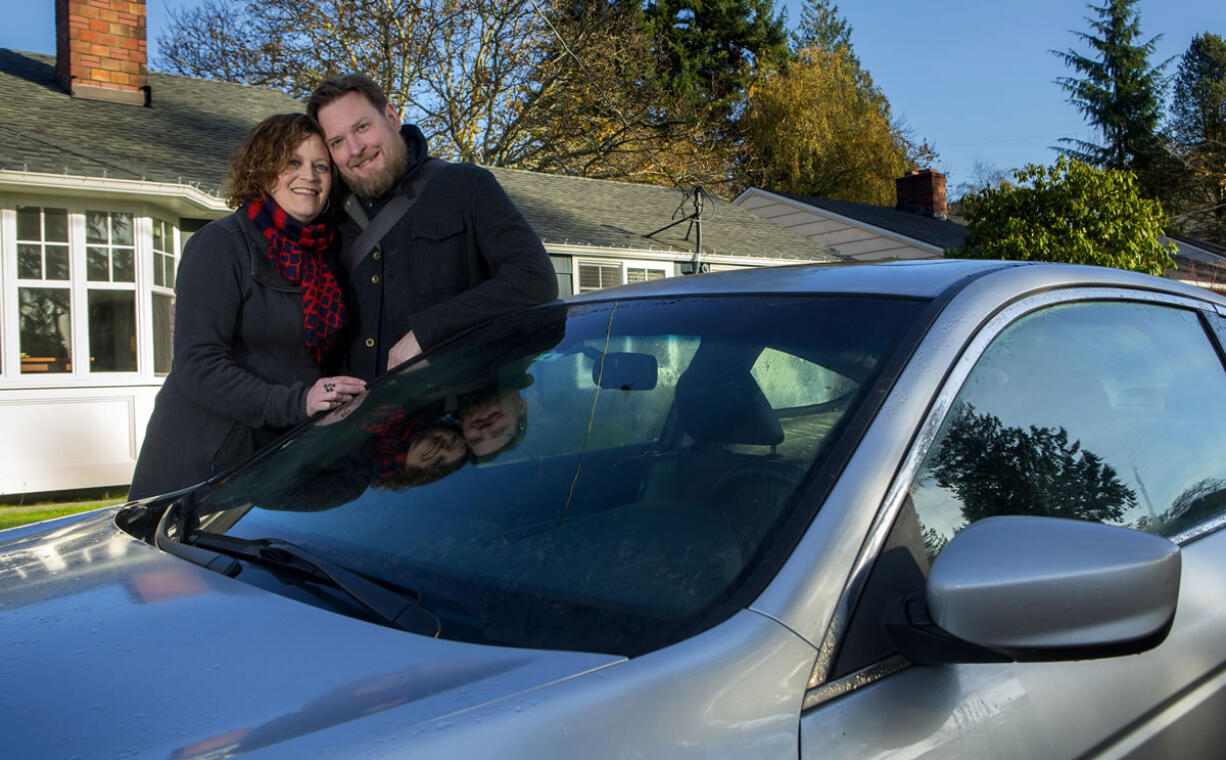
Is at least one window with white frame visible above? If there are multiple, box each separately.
[151,218,177,375]
[7,204,180,378]
[577,261,669,293]
[85,210,138,372]
[16,206,73,373]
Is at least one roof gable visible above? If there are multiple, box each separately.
[776,190,969,251]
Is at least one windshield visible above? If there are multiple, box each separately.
[191,293,925,655]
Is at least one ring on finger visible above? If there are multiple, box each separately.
[323,382,336,393]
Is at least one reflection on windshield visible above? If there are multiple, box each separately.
[194,296,924,656]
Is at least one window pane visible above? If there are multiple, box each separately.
[17,244,42,279]
[627,268,647,283]
[579,263,621,292]
[153,293,174,375]
[19,288,72,373]
[165,256,176,288]
[752,347,857,409]
[111,213,133,246]
[113,248,135,282]
[86,210,107,243]
[45,246,70,280]
[86,211,108,244]
[153,221,165,251]
[44,208,69,243]
[88,290,137,372]
[87,247,111,281]
[17,206,40,240]
[153,255,165,287]
[910,302,1226,559]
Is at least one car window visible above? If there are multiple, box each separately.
[189,295,926,656]
[526,334,700,454]
[910,301,1226,560]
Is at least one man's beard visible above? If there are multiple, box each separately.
[343,134,408,198]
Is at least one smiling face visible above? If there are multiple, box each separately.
[316,91,408,198]
[267,135,332,223]
[459,390,527,457]
[403,426,467,472]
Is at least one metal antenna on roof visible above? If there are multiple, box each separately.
[645,185,716,274]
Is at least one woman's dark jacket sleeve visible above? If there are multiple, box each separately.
[171,221,308,429]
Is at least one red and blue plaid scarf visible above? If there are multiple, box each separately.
[246,196,346,364]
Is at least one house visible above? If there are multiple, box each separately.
[736,170,1226,293]
[0,1,834,497]
[733,170,967,261]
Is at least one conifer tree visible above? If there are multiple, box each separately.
[791,0,856,65]
[1168,33,1226,243]
[1052,0,1169,196]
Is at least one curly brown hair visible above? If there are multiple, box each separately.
[224,113,331,207]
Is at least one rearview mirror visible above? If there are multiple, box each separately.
[592,352,658,391]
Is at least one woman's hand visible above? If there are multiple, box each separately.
[306,376,367,416]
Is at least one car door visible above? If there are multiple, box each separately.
[799,292,1226,759]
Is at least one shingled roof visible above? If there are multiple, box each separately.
[1,48,833,263]
[490,167,836,261]
[780,191,969,252]
[0,49,301,195]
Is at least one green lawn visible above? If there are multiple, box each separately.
[0,501,126,531]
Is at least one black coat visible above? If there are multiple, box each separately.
[338,125,558,381]
[129,211,334,499]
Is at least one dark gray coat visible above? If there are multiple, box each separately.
[338,125,558,381]
[129,211,332,499]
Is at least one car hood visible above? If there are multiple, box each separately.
[0,510,622,759]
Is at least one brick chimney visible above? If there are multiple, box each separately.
[55,0,149,106]
[895,169,947,219]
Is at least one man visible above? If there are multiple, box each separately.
[308,74,558,381]
[457,385,529,459]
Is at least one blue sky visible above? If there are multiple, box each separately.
[4,0,1224,196]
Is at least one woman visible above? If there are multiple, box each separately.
[130,114,365,499]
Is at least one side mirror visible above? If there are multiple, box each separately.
[888,516,1180,664]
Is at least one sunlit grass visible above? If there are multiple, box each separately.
[0,501,125,531]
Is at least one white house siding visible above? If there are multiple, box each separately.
[0,383,162,494]
[734,193,938,262]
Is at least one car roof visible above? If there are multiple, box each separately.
[565,259,1226,307]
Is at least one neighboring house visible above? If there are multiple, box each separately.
[1,1,833,497]
[737,170,1226,294]
[1167,236,1226,295]
[734,170,967,261]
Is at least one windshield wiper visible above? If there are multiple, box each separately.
[188,531,441,638]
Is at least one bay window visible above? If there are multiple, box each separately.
[4,203,180,380]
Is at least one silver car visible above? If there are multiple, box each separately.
[2,260,1224,759]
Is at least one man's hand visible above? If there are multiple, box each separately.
[387,330,423,369]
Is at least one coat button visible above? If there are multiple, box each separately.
[371,274,380,284]
[372,250,382,261]
[365,338,375,347]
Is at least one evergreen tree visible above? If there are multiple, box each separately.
[1052,0,1169,196]
[642,0,789,123]
[1168,33,1226,243]
[791,0,856,64]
